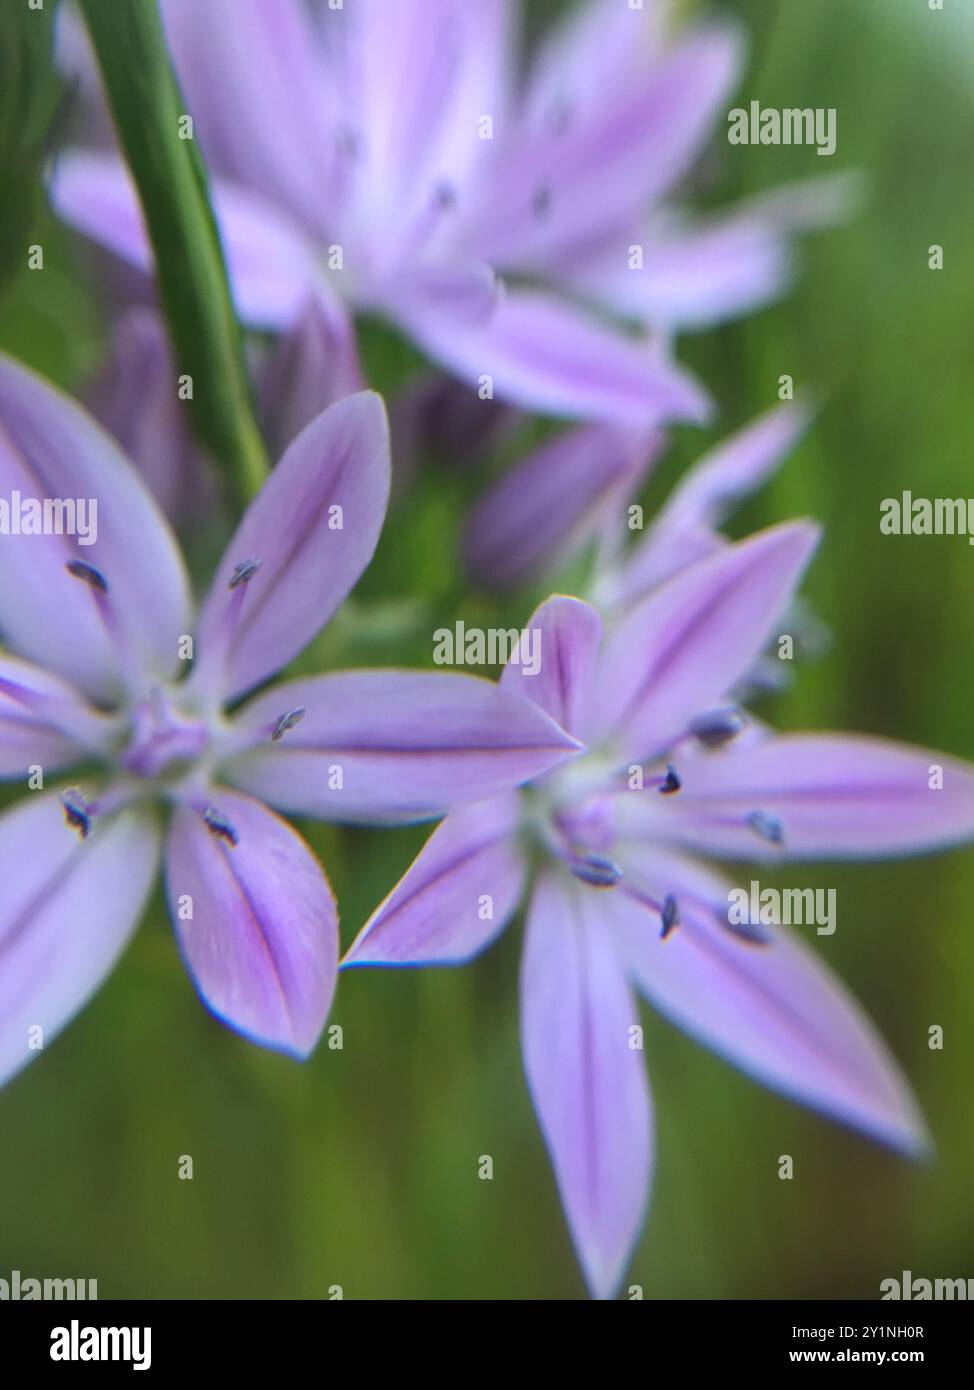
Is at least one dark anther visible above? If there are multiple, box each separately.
[747,810,784,847]
[337,127,364,160]
[570,852,623,888]
[60,787,91,839]
[531,186,552,220]
[434,181,457,210]
[271,707,306,741]
[688,707,746,748]
[65,559,108,593]
[659,763,681,795]
[203,806,239,846]
[660,894,679,939]
[229,557,262,589]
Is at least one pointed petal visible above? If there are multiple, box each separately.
[594,522,820,760]
[464,424,659,590]
[160,0,337,229]
[50,152,323,328]
[193,392,390,703]
[570,210,792,332]
[0,352,192,701]
[660,734,974,860]
[471,24,743,271]
[334,0,512,241]
[610,850,928,1155]
[0,653,116,777]
[223,671,583,824]
[499,595,602,739]
[614,404,812,603]
[377,258,500,327]
[165,789,338,1058]
[402,290,710,425]
[343,795,525,966]
[256,295,363,458]
[521,871,653,1299]
[0,795,160,1087]
[85,307,214,524]
[521,0,666,127]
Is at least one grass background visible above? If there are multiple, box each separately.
[0,0,971,1298]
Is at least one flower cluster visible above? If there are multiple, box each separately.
[0,0,969,1301]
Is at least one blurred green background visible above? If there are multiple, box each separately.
[1,0,972,1298]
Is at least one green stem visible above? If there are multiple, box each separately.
[79,0,267,507]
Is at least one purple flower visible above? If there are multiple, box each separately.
[343,525,974,1298]
[86,298,361,522]
[0,353,579,1086]
[50,0,835,427]
[464,400,810,594]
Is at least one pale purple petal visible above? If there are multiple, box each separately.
[402,290,711,425]
[192,392,390,704]
[50,152,324,329]
[499,595,602,739]
[390,374,520,485]
[165,788,338,1058]
[608,849,928,1155]
[0,653,117,777]
[86,307,216,524]
[0,795,160,1087]
[160,0,337,230]
[469,25,743,271]
[223,671,583,824]
[464,424,660,591]
[256,295,363,459]
[343,795,525,967]
[521,870,653,1300]
[568,209,793,332]
[613,404,812,604]
[521,0,666,128]
[593,522,820,760]
[658,734,974,859]
[331,0,512,246]
[0,352,193,701]
[376,258,500,327]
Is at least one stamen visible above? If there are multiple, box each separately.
[570,852,623,888]
[271,707,306,741]
[65,559,108,593]
[202,806,239,847]
[660,894,679,939]
[434,181,457,211]
[658,763,681,795]
[60,787,91,839]
[337,126,364,161]
[229,557,261,590]
[747,811,784,847]
[688,707,746,748]
[531,185,552,220]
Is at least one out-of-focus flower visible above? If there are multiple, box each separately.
[0,354,580,1086]
[344,528,974,1298]
[51,0,839,427]
[464,400,809,594]
[85,297,362,524]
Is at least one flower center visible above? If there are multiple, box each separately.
[120,688,210,781]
